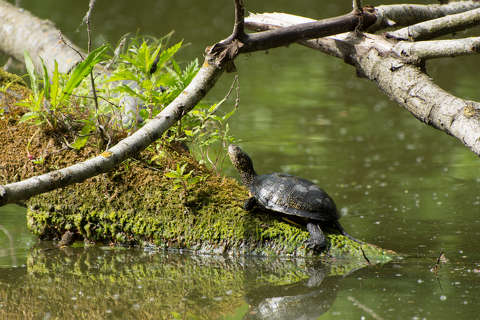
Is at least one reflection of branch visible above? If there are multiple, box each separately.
[0,225,17,266]
[348,296,384,320]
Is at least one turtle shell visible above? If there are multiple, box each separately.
[251,173,339,222]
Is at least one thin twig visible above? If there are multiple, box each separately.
[232,0,246,40]
[59,33,84,60]
[209,75,239,115]
[83,0,96,53]
[352,0,362,13]
[69,93,122,109]
[82,0,107,149]
[360,246,371,265]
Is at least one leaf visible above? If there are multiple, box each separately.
[39,57,50,99]
[114,84,147,100]
[139,109,149,120]
[222,108,237,121]
[148,41,164,74]
[61,45,110,100]
[107,69,140,83]
[165,171,180,179]
[71,135,89,150]
[50,61,60,108]
[152,41,183,73]
[19,111,40,123]
[70,123,94,150]
[23,51,38,97]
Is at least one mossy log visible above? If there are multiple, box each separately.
[0,69,396,263]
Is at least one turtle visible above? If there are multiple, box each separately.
[228,144,363,251]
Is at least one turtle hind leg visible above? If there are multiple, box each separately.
[333,221,364,245]
[243,197,257,211]
[306,223,327,252]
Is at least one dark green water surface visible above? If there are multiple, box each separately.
[1,0,480,319]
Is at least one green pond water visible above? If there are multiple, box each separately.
[1,0,480,319]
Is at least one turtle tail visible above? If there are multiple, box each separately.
[333,221,364,245]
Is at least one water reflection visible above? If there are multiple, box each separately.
[245,264,339,320]
[0,225,17,267]
[0,245,349,319]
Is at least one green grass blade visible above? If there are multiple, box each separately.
[61,45,110,100]
[23,51,38,97]
[39,57,50,100]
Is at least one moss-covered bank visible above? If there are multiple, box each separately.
[0,69,396,262]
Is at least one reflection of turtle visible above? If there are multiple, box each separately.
[244,264,339,320]
[228,144,362,251]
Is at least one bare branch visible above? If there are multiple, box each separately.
[240,8,376,54]
[232,0,246,40]
[393,36,480,60]
[245,13,349,59]
[210,8,377,68]
[387,8,480,41]
[371,1,480,32]
[83,0,96,52]
[353,0,362,13]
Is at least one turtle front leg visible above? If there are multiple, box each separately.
[306,223,327,252]
[243,197,257,211]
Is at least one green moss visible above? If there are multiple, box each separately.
[23,143,396,262]
[0,67,28,93]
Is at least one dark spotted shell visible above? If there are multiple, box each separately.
[251,173,339,222]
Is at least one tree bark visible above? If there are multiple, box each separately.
[386,7,480,41]
[370,1,480,31]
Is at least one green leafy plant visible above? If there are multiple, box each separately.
[18,46,110,132]
[182,103,238,172]
[15,35,237,166]
[165,163,203,201]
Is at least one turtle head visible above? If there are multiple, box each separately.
[228,144,257,187]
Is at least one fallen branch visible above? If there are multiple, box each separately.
[392,36,480,59]
[387,7,480,40]
[245,12,480,156]
[371,1,480,31]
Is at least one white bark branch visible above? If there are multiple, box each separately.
[392,36,480,60]
[371,1,480,31]
[387,7,480,41]
[245,12,480,157]
[0,0,82,74]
